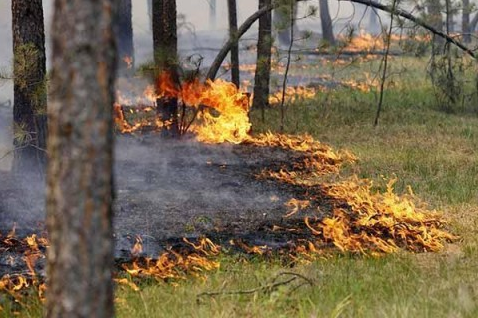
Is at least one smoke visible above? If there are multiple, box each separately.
[0,98,47,234]
[113,135,291,243]
[0,98,12,172]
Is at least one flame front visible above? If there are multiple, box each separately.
[116,72,252,143]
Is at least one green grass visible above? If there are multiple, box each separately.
[3,56,478,317]
[114,254,478,318]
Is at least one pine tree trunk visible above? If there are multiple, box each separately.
[273,2,297,48]
[209,0,217,29]
[46,0,117,317]
[152,0,179,136]
[462,0,471,43]
[116,0,135,75]
[228,0,240,87]
[427,0,444,54]
[11,0,47,177]
[319,0,335,45]
[252,0,272,122]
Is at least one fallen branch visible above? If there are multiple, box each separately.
[196,272,313,300]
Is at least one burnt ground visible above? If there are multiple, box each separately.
[0,134,324,271]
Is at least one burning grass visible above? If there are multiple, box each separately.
[1,59,463,315]
[112,70,456,259]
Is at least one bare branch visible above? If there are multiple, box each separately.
[340,0,476,59]
[206,0,310,81]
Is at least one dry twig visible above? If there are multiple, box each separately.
[196,272,313,302]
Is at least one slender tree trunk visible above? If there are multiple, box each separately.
[427,0,444,54]
[47,0,117,317]
[153,0,179,136]
[369,8,381,35]
[209,0,217,29]
[11,0,47,177]
[319,0,335,45]
[228,0,240,87]
[471,12,478,32]
[273,1,298,48]
[252,0,272,122]
[446,0,455,33]
[462,0,471,43]
[116,0,135,75]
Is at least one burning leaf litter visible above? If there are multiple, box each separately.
[1,68,456,303]
[112,70,455,259]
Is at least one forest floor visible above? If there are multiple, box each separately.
[3,55,478,317]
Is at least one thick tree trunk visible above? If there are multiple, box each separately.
[11,0,47,177]
[252,0,272,121]
[228,0,240,87]
[46,0,117,317]
[153,0,179,136]
[462,0,471,43]
[319,0,335,45]
[116,0,135,75]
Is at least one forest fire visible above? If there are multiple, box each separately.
[113,72,455,257]
[268,86,318,105]
[338,31,430,53]
[115,72,251,144]
[0,229,47,305]
[1,71,455,302]
[121,238,220,282]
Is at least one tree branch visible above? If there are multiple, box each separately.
[341,0,476,59]
[206,0,309,81]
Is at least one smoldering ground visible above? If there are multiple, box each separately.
[1,129,311,245]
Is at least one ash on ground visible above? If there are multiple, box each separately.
[1,134,319,258]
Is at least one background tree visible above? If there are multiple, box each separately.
[228,0,240,87]
[11,0,47,176]
[319,0,335,45]
[273,0,298,47]
[209,0,217,29]
[153,0,179,136]
[462,0,471,43]
[46,0,117,316]
[252,0,272,122]
[116,0,135,75]
[426,0,445,53]
[470,9,478,32]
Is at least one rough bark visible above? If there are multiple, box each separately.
[46,0,117,317]
[319,0,335,45]
[116,0,135,75]
[11,0,47,177]
[462,0,471,43]
[252,0,272,121]
[228,0,240,87]
[153,0,179,136]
